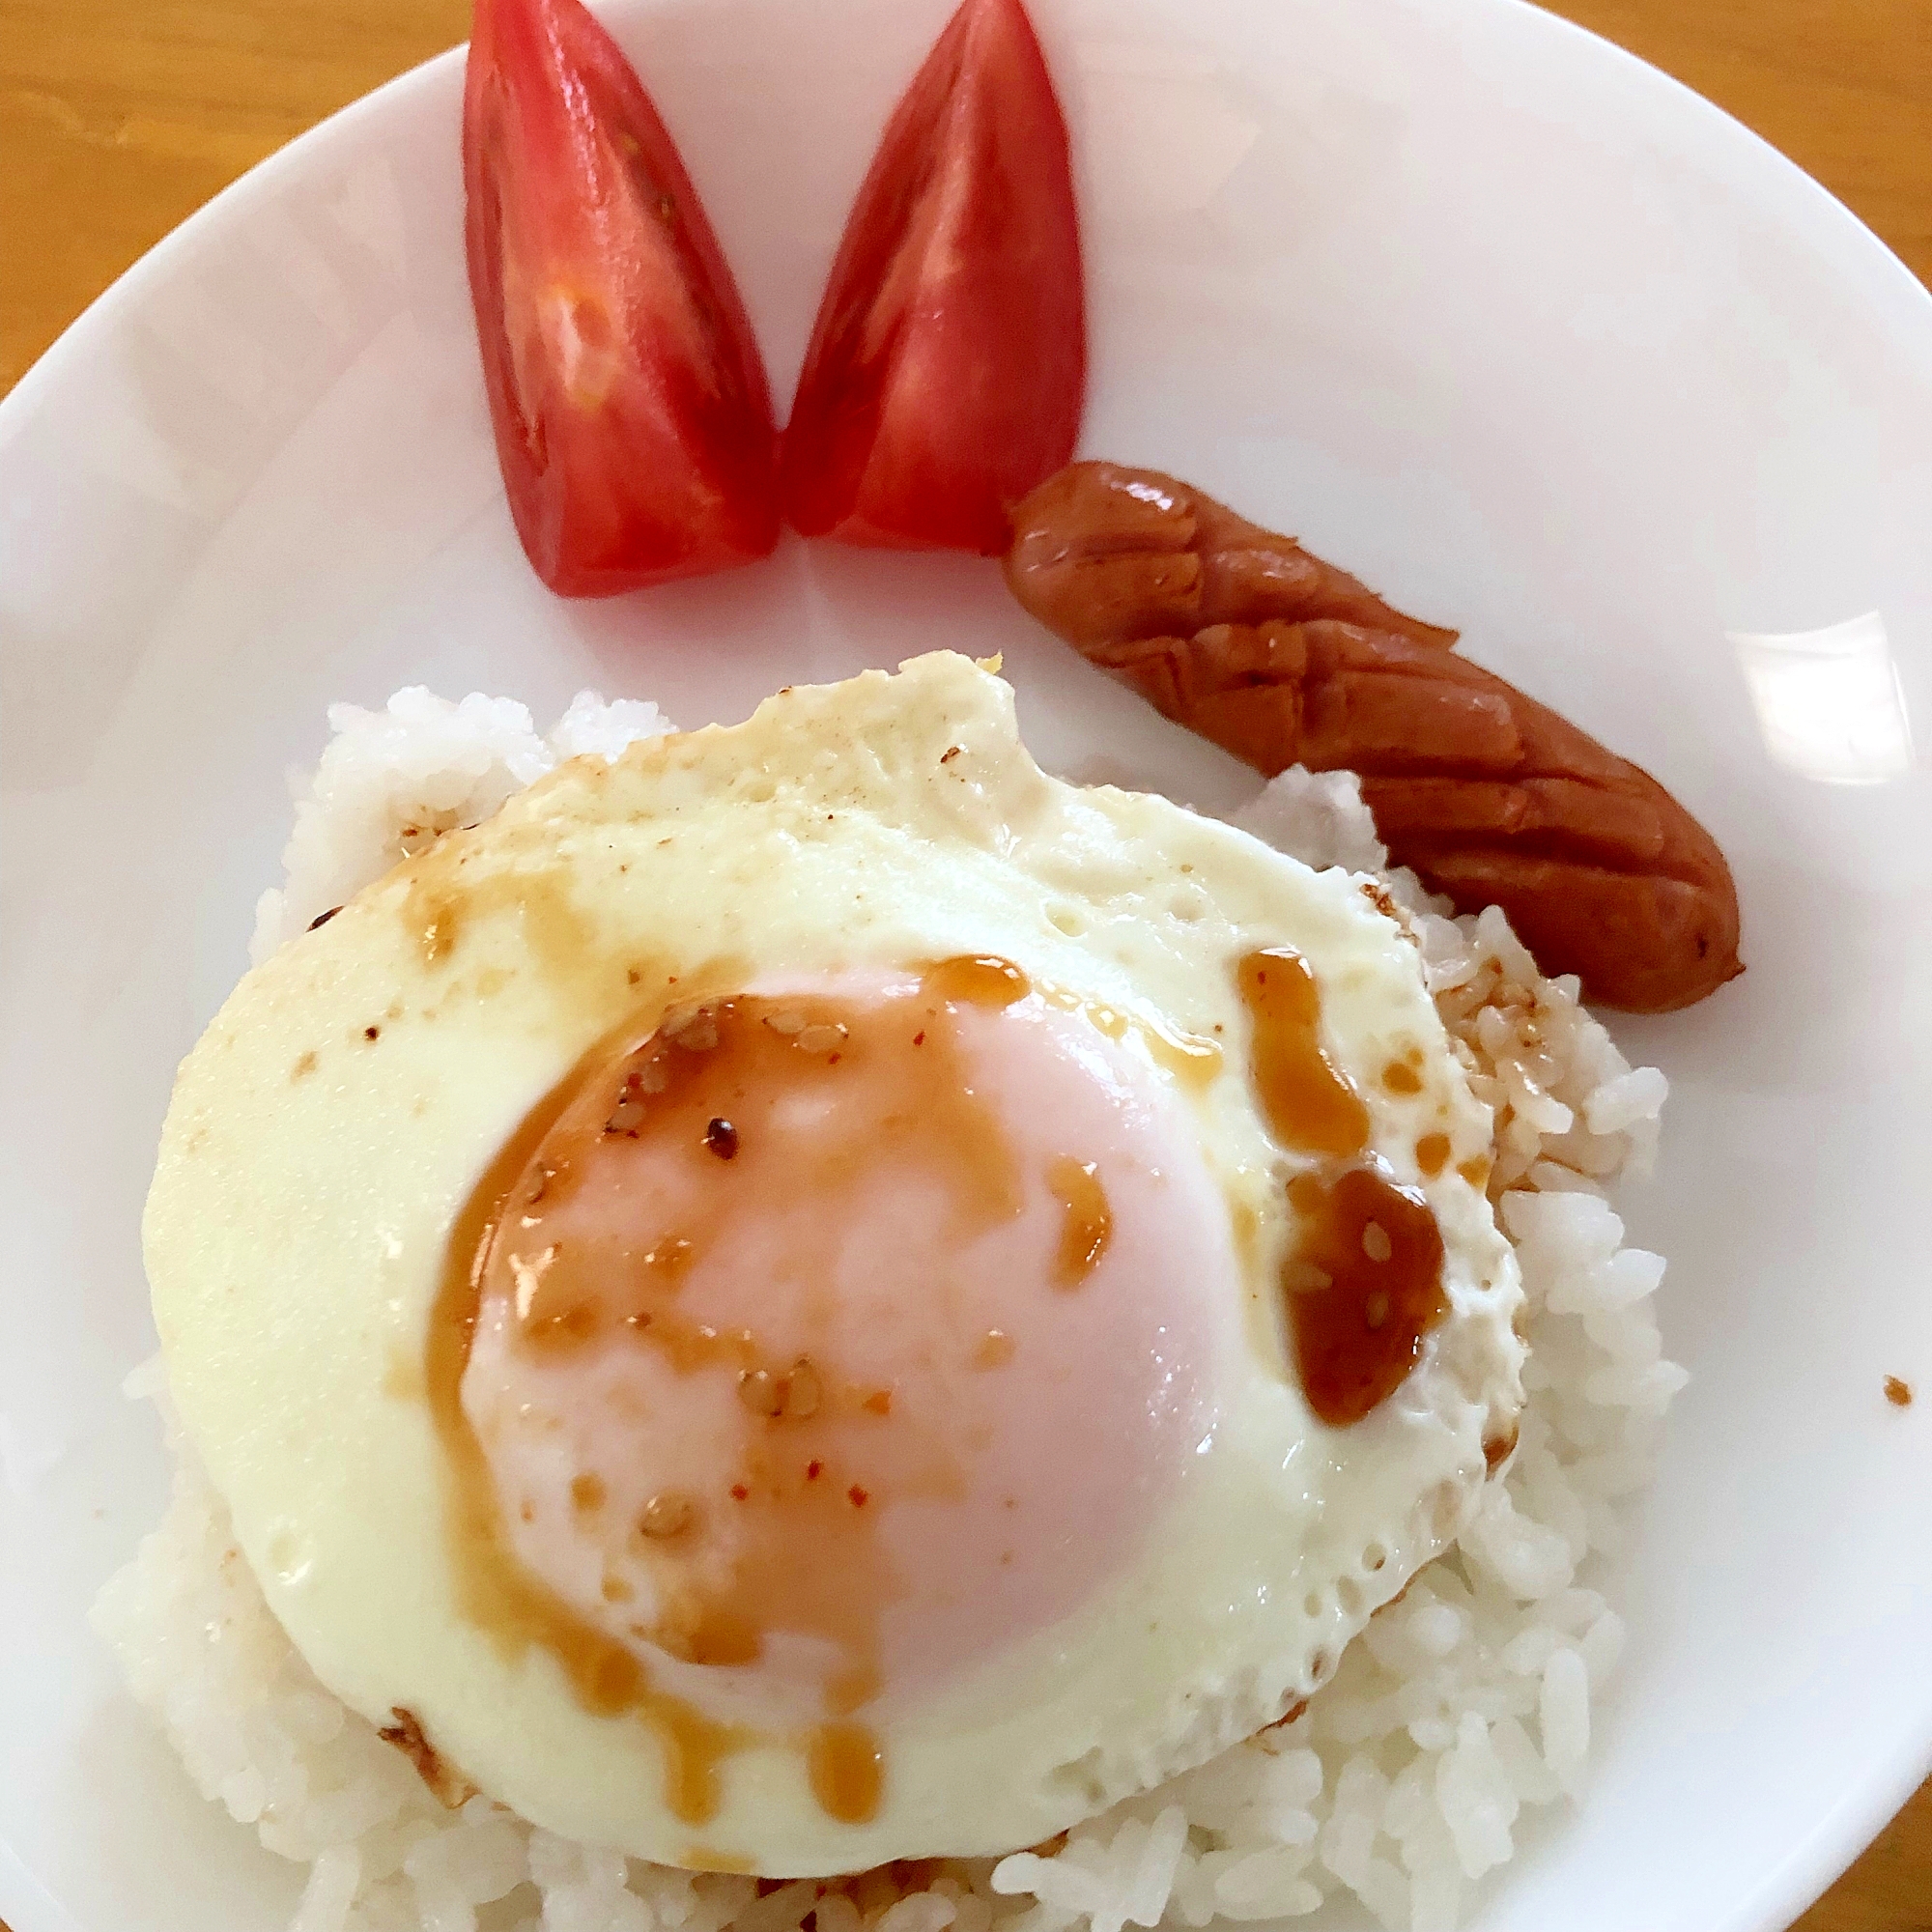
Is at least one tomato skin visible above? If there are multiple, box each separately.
[465,0,779,596]
[781,0,1085,555]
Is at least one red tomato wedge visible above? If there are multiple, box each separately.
[781,0,1086,554]
[464,0,779,595]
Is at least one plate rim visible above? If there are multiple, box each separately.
[4,4,1931,1930]
[4,0,1931,450]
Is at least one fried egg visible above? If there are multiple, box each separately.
[145,651,1522,1874]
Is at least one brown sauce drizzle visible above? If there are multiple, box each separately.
[429,956,1059,1832]
[1415,1132,1451,1178]
[973,1328,1016,1369]
[427,1052,741,1823]
[1138,1023,1222,1089]
[681,1845,753,1874]
[1282,1168,1446,1427]
[1045,1155,1112,1288]
[1036,984,1222,1091]
[1237,951,1371,1156]
[809,1720,885,1823]
[377,1706,477,1808]
[922,953,1031,1008]
[402,862,602,994]
[1236,949,1449,1428]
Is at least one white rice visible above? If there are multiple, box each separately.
[247,687,676,964]
[96,691,1684,1932]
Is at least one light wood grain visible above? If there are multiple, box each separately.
[0,0,470,391]
[1,1,1927,1927]
[1790,1777,1932,1932]
[1548,0,1931,292]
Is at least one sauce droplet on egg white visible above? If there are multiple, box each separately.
[921,953,1032,1008]
[1236,951,1371,1158]
[809,1720,885,1824]
[1281,1167,1446,1427]
[1236,950,1449,1428]
[1037,983,1223,1090]
[1045,1156,1112,1289]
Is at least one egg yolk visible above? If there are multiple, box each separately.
[432,960,1225,1832]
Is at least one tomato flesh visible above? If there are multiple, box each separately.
[781,0,1086,555]
[464,0,779,595]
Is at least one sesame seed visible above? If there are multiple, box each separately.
[1361,1221,1393,1263]
[704,1117,739,1159]
[974,1328,1015,1370]
[737,1369,785,1418]
[785,1357,822,1419]
[606,1073,648,1134]
[1364,1292,1391,1331]
[640,1492,694,1537]
[664,1007,719,1051]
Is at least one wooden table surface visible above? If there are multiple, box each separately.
[2,0,1928,1926]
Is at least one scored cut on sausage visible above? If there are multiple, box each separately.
[1004,462,1742,1013]
[1007,461,1458,653]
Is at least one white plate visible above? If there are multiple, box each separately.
[4,0,1931,1926]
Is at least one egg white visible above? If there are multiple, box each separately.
[145,651,1521,1872]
